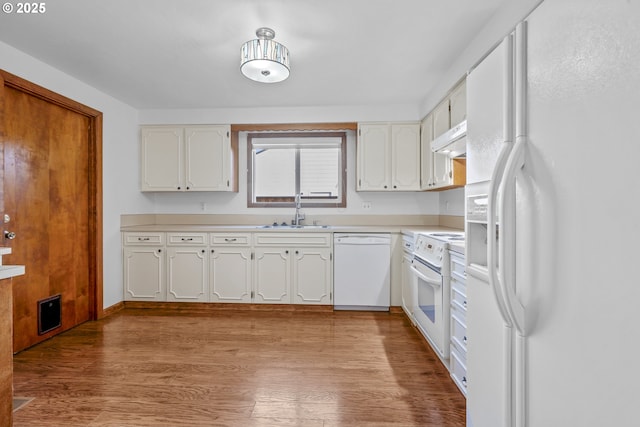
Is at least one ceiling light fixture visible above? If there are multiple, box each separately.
[240,27,290,83]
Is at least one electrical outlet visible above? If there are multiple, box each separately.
[362,201,372,210]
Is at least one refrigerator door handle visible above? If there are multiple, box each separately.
[487,31,516,330]
[487,140,514,328]
[498,136,527,335]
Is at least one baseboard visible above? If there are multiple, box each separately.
[121,301,405,314]
[101,301,125,318]
[123,301,335,313]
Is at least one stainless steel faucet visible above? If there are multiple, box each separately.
[292,193,305,225]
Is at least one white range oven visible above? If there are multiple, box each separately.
[411,232,464,361]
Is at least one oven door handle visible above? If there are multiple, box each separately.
[411,264,441,288]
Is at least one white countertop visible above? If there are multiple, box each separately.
[121,224,463,235]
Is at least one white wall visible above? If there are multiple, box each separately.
[439,188,465,216]
[0,41,149,309]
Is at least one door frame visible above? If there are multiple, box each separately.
[0,69,104,320]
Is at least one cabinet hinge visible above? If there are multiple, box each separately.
[330,252,333,261]
[227,180,230,187]
[227,131,230,138]
[449,171,452,178]
[251,252,254,260]
[251,290,254,299]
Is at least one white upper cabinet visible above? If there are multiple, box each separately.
[184,126,231,191]
[421,113,453,190]
[449,79,467,128]
[423,79,467,191]
[357,122,421,191]
[141,125,233,192]
[356,124,390,191]
[433,99,451,141]
[433,79,467,141]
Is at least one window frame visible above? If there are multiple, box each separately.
[246,131,348,208]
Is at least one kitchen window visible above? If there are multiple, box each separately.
[247,131,347,208]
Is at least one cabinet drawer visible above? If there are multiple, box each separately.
[451,280,467,314]
[123,232,165,246]
[210,233,251,246]
[450,252,466,279]
[450,348,468,396]
[451,310,467,354]
[167,233,207,246]
[254,233,331,247]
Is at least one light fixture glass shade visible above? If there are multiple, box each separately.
[240,29,290,83]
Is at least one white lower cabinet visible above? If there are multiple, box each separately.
[123,231,333,306]
[210,233,252,303]
[253,246,332,304]
[123,232,165,301]
[292,248,332,304]
[253,233,333,305]
[253,248,291,303]
[449,250,467,396]
[166,247,208,302]
[210,247,252,303]
[166,233,208,302]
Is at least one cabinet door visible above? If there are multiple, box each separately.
[401,252,415,319]
[123,247,164,301]
[420,114,434,190]
[432,152,453,189]
[432,99,451,140]
[253,248,291,303]
[185,126,231,191]
[391,123,421,190]
[357,124,391,190]
[166,247,208,302]
[449,80,467,128]
[210,247,252,303]
[292,248,332,305]
[141,127,183,191]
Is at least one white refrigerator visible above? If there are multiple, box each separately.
[465,1,640,426]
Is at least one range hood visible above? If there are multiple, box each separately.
[431,120,467,158]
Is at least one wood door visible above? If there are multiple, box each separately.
[0,70,103,352]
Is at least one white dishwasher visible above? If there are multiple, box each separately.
[333,233,391,311]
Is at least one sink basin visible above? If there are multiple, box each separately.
[259,225,331,229]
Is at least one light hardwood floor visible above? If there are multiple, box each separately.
[12,308,465,426]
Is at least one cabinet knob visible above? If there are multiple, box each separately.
[393,185,397,189]
[177,186,181,190]
[186,186,190,190]
[285,250,289,254]
[384,185,388,189]
[201,250,205,253]
[157,249,162,253]
[4,231,16,240]
[295,250,299,255]
[211,249,215,253]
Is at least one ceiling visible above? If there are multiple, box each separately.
[0,0,508,110]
